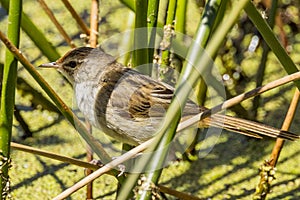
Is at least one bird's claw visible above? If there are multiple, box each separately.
[117,164,126,177]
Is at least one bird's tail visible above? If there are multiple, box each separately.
[201,114,299,141]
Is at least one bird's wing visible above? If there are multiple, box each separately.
[127,75,174,118]
[108,66,300,141]
[124,69,200,119]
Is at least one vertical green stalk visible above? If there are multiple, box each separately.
[184,0,226,157]
[147,0,160,63]
[0,0,22,199]
[134,0,230,199]
[147,0,159,29]
[117,12,135,66]
[175,0,187,34]
[172,0,186,74]
[193,0,226,105]
[165,0,177,33]
[133,0,150,75]
[120,1,151,197]
[160,0,177,79]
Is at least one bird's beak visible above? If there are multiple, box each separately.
[38,62,59,68]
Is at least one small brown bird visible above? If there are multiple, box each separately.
[40,47,299,145]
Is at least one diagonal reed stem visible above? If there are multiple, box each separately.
[253,89,300,199]
[10,142,101,171]
[37,0,76,48]
[60,0,90,35]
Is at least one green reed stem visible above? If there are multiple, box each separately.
[133,0,150,75]
[160,0,177,79]
[147,0,160,63]
[0,0,22,198]
[175,0,187,35]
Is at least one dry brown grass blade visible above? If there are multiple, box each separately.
[89,0,99,47]
[37,0,76,48]
[270,89,299,166]
[60,0,90,35]
[10,142,102,171]
[253,89,300,199]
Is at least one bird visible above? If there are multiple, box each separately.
[39,47,299,145]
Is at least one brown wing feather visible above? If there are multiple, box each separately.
[128,79,173,118]
[127,71,203,119]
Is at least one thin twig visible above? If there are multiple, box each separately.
[37,0,76,48]
[270,89,299,166]
[10,142,101,171]
[0,0,21,197]
[86,1,99,198]
[89,0,99,47]
[85,122,94,199]
[60,0,90,35]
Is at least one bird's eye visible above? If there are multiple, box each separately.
[67,61,77,68]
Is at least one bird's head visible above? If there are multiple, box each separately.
[39,47,114,84]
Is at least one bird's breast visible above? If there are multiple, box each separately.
[75,81,100,127]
